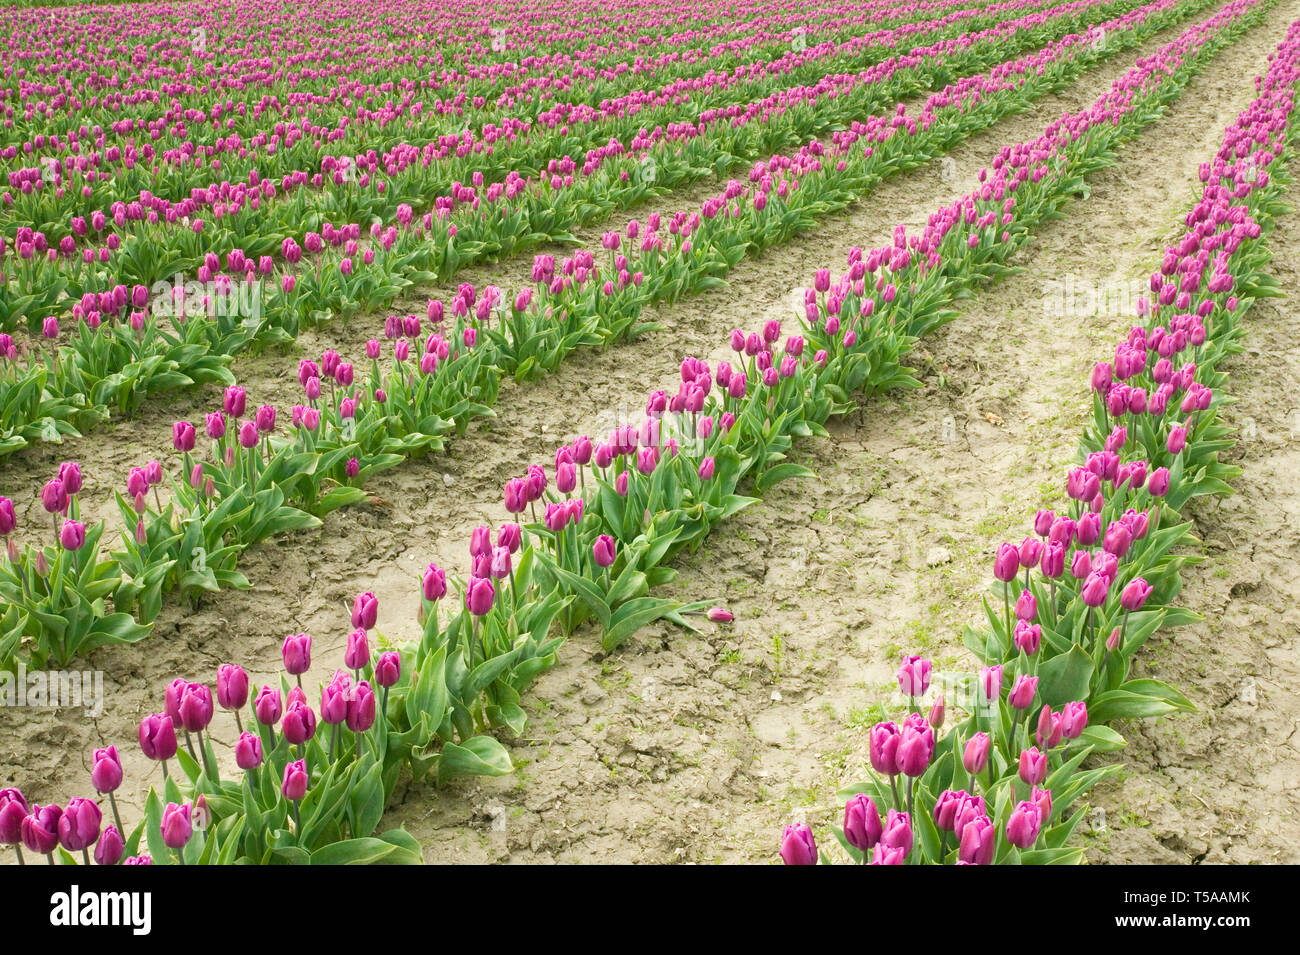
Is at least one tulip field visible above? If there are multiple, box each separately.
[1,0,1298,868]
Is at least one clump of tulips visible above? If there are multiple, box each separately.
[0,464,149,668]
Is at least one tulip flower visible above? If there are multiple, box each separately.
[963,732,991,776]
[958,815,996,865]
[869,721,901,779]
[160,802,192,856]
[345,628,370,671]
[22,805,62,857]
[58,798,101,856]
[1006,801,1042,848]
[255,685,282,728]
[1121,577,1153,611]
[779,823,817,865]
[880,810,912,856]
[375,651,401,689]
[466,577,495,616]
[282,633,312,678]
[235,732,263,771]
[138,713,178,770]
[1018,747,1048,786]
[216,664,249,713]
[897,719,934,778]
[897,655,931,698]
[706,607,734,623]
[282,700,317,746]
[346,682,376,733]
[351,592,378,630]
[843,794,882,854]
[94,826,124,866]
[423,563,447,601]
[91,745,122,794]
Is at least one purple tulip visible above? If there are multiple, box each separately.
[94,825,124,866]
[91,746,123,793]
[896,655,931,697]
[869,721,901,776]
[1018,747,1048,786]
[58,797,102,852]
[375,652,401,689]
[880,810,913,855]
[993,543,1020,582]
[177,683,213,732]
[351,592,378,630]
[282,633,312,675]
[172,421,196,451]
[1120,577,1153,611]
[345,628,370,670]
[897,719,934,777]
[320,672,352,725]
[0,789,28,844]
[963,732,991,775]
[282,700,317,745]
[958,815,995,864]
[22,805,62,854]
[466,577,495,616]
[779,823,817,865]
[1008,675,1038,711]
[1080,572,1110,607]
[346,682,376,732]
[423,563,447,601]
[592,534,617,568]
[59,519,86,551]
[843,794,882,851]
[255,685,282,726]
[160,802,192,849]
[1006,801,1042,848]
[235,732,263,770]
[138,713,177,761]
[1059,701,1089,739]
[40,478,68,514]
[216,664,249,710]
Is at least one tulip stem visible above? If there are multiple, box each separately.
[108,790,124,837]
[1003,587,1012,649]
[234,710,244,735]
[82,848,91,866]
[197,730,215,780]
[1007,711,1021,757]
[14,845,24,866]
[939,831,949,863]
[291,802,301,835]
[46,852,55,866]
[329,724,337,763]
[174,848,185,866]
[161,758,169,780]
[184,729,199,764]
[906,777,915,821]
[889,775,901,812]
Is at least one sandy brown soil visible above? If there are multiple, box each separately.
[2,0,1296,865]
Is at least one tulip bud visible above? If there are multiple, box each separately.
[58,797,102,852]
[1120,577,1153,611]
[465,577,495,616]
[963,732,991,775]
[869,722,901,776]
[1008,675,1038,710]
[351,591,378,630]
[216,664,249,710]
[282,633,312,674]
[235,731,263,770]
[282,700,317,745]
[160,802,192,849]
[842,794,882,851]
[880,809,913,855]
[896,655,931,697]
[1018,747,1048,785]
[91,746,123,793]
[281,760,308,801]
[254,685,282,726]
[423,563,447,601]
[94,825,124,866]
[993,543,1020,582]
[375,651,401,688]
[138,713,178,761]
[779,823,817,865]
[706,607,734,623]
[345,628,370,670]
[928,695,945,731]
[1006,801,1042,848]
[346,681,376,732]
